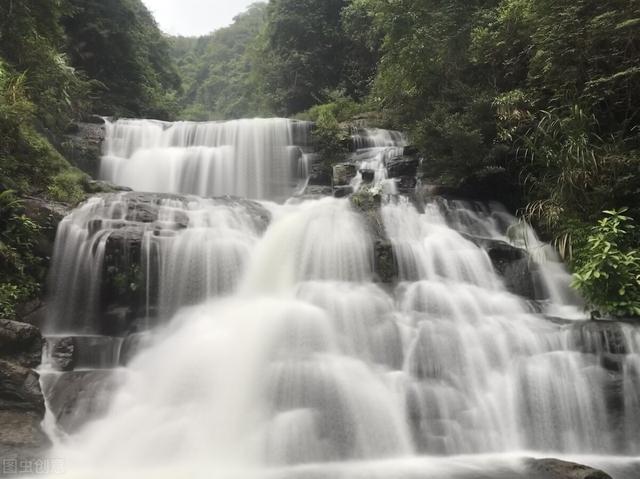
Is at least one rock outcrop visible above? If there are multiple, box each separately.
[463,235,544,300]
[0,320,50,460]
[525,458,612,479]
[0,320,43,369]
[61,119,106,178]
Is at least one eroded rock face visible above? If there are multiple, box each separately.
[462,235,543,300]
[61,120,106,178]
[332,163,358,187]
[42,370,120,434]
[525,458,612,479]
[0,359,50,458]
[0,320,43,369]
[20,197,73,263]
[385,156,419,178]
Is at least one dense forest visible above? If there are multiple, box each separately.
[0,0,639,318]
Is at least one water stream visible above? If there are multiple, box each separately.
[37,118,640,477]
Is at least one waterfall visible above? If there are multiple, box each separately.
[101,118,311,200]
[38,118,640,478]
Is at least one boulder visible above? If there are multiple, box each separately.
[47,336,123,371]
[463,235,542,300]
[360,169,375,183]
[0,360,44,413]
[395,176,418,193]
[525,458,611,479]
[0,320,43,369]
[385,156,419,178]
[0,360,50,458]
[332,163,358,187]
[373,240,397,283]
[42,370,119,434]
[49,337,75,371]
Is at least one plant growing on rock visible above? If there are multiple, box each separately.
[572,209,640,318]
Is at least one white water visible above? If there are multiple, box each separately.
[38,121,640,478]
[101,118,310,200]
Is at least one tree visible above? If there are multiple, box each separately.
[63,0,182,119]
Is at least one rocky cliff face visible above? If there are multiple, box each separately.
[0,320,50,460]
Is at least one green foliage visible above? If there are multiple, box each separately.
[170,3,269,119]
[572,209,640,318]
[63,0,182,119]
[302,90,364,123]
[0,191,42,319]
[47,169,88,204]
[309,105,350,178]
[249,0,380,115]
[0,0,91,131]
[0,61,84,197]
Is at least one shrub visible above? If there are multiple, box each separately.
[46,168,88,204]
[572,208,640,318]
[0,191,42,319]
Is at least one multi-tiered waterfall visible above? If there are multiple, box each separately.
[38,118,640,478]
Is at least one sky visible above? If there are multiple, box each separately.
[142,0,259,37]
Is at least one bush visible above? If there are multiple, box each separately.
[572,209,640,318]
[47,168,88,204]
[0,191,42,319]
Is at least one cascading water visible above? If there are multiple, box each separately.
[36,119,640,478]
[101,118,311,200]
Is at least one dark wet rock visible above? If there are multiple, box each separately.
[373,240,397,284]
[21,196,72,260]
[333,185,354,198]
[601,353,626,374]
[49,337,75,371]
[47,336,123,371]
[360,169,375,183]
[0,360,45,414]
[402,145,420,157]
[395,176,418,193]
[385,156,419,178]
[0,360,50,458]
[568,321,629,355]
[332,163,358,187]
[306,154,332,186]
[42,370,120,434]
[60,121,106,178]
[457,167,522,214]
[463,235,542,300]
[423,167,522,213]
[525,458,611,479]
[0,320,43,369]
